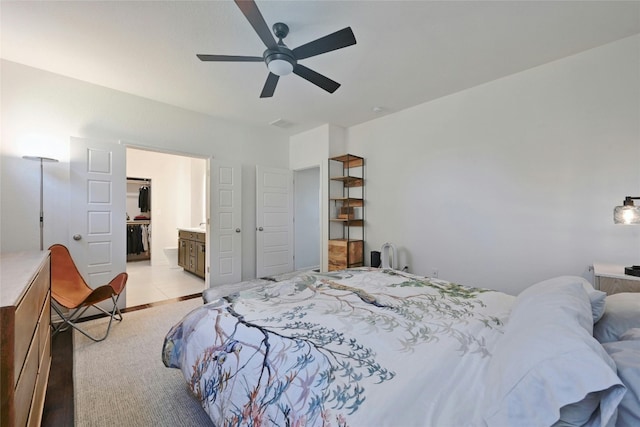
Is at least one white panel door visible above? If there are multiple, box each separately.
[210,162,242,285]
[256,166,293,278]
[70,137,126,307]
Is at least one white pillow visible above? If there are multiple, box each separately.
[582,281,607,323]
[515,276,595,332]
[594,293,640,343]
[483,279,625,427]
[532,276,606,324]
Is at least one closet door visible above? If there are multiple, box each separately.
[210,162,242,285]
[256,166,293,278]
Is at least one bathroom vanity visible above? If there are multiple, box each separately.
[178,229,206,279]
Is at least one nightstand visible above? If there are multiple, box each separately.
[593,263,640,295]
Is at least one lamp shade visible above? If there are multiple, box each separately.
[267,58,293,76]
[614,197,640,224]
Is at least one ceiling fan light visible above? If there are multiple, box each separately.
[267,58,293,76]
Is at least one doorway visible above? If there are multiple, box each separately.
[294,166,320,271]
[125,147,207,307]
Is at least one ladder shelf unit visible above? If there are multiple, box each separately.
[328,154,364,271]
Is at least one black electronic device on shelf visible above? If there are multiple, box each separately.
[624,266,640,277]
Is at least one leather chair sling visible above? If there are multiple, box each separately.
[49,244,128,342]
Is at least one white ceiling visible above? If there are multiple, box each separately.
[2,1,639,135]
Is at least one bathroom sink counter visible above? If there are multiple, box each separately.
[177,229,206,279]
[177,227,206,233]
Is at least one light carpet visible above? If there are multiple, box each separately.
[74,298,214,426]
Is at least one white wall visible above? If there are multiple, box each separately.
[1,60,289,281]
[294,167,320,270]
[347,35,640,295]
[190,157,207,228]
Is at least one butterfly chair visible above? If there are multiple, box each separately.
[49,244,128,342]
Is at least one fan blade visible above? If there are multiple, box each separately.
[292,27,356,60]
[260,73,279,98]
[197,54,263,62]
[234,0,278,50]
[293,64,340,93]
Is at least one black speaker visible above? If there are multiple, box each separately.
[371,251,381,268]
[625,266,640,277]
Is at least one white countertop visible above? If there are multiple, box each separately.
[593,263,640,282]
[1,250,50,307]
[178,227,206,233]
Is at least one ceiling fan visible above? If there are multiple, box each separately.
[197,0,357,98]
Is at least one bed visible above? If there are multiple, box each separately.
[162,267,633,426]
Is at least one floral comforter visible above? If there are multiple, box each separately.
[163,268,515,426]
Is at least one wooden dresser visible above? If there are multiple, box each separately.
[1,251,52,427]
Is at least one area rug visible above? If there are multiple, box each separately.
[74,298,214,426]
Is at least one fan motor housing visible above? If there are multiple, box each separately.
[272,22,290,40]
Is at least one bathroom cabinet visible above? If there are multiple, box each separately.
[178,230,206,279]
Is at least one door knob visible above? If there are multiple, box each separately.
[73,234,82,241]
[235,228,241,233]
[258,227,264,231]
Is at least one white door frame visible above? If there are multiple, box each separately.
[122,141,212,286]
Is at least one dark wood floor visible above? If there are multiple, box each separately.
[41,328,74,427]
[41,293,202,427]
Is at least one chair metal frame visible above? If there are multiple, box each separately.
[49,244,128,342]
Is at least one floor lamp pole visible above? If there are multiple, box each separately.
[23,156,59,251]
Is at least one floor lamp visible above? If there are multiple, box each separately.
[23,156,59,251]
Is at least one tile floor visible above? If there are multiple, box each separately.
[125,260,205,307]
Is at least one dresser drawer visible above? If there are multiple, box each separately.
[38,295,51,362]
[26,297,51,427]
[13,257,50,386]
[29,332,51,427]
[14,332,39,427]
[598,276,640,295]
[179,230,205,242]
[28,367,49,427]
